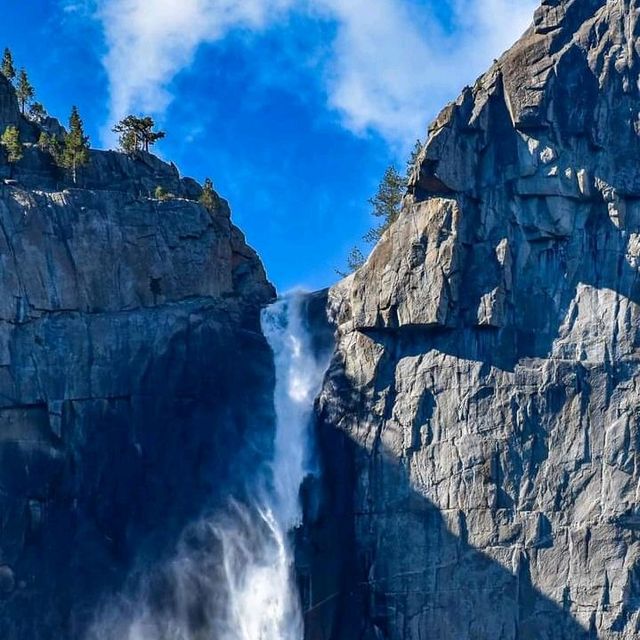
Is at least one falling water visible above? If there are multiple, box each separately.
[88,293,328,640]
[216,293,327,639]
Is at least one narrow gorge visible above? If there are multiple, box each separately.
[0,0,639,639]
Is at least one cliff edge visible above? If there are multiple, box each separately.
[0,75,276,638]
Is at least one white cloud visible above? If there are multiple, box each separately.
[97,0,293,135]
[94,0,538,147]
[315,0,538,146]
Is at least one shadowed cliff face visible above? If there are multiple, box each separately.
[308,0,640,638]
[0,76,276,638]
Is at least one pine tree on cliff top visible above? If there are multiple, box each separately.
[62,106,90,184]
[339,139,422,275]
[113,115,166,153]
[1,48,15,83]
[362,165,405,244]
[16,69,34,115]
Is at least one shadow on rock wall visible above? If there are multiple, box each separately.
[297,290,597,640]
[0,303,275,640]
[301,417,593,640]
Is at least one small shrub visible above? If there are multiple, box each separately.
[199,177,218,211]
[154,185,171,201]
[1,125,22,163]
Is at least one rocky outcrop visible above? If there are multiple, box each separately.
[0,76,275,638]
[309,1,640,638]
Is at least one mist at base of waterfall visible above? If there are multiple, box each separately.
[87,293,326,640]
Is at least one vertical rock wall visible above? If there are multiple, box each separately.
[310,1,640,638]
[0,78,276,638]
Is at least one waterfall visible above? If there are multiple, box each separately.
[215,293,327,639]
[87,292,328,640]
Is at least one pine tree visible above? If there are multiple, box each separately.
[347,247,366,271]
[117,127,137,154]
[199,177,217,211]
[16,69,34,115]
[1,49,15,83]
[62,106,90,184]
[362,165,405,244]
[112,115,139,153]
[138,116,165,152]
[113,115,165,153]
[1,126,23,176]
[37,131,50,151]
[339,141,421,276]
[336,247,366,278]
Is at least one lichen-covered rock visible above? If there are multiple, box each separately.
[309,1,640,638]
[0,69,276,639]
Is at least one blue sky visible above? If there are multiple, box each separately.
[0,0,536,292]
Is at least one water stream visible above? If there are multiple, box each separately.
[215,293,327,639]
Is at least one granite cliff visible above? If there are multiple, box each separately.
[305,0,640,638]
[0,74,276,638]
[1,0,640,638]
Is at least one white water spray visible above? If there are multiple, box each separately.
[88,293,328,640]
[217,293,327,640]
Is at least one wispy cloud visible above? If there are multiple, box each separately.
[316,0,538,145]
[97,0,293,136]
[93,0,538,147]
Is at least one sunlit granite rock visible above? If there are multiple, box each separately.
[311,1,640,638]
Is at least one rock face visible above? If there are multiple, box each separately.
[308,1,640,638]
[0,79,275,637]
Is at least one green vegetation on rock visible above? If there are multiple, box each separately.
[62,106,90,184]
[339,140,422,275]
[1,125,23,176]
[363,165,405,244]
[16,68,34,115]
[38,131,63,163]
[199,177,217,211]
[1,48,15,83]
[154,185,171,201]
[113,115,166,153]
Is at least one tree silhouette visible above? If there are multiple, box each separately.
[113,115,166,153]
